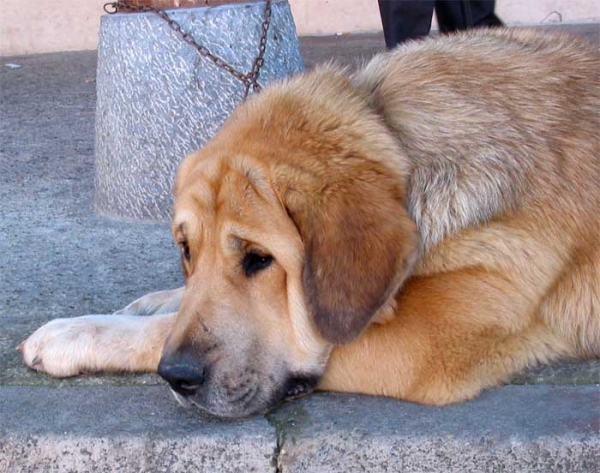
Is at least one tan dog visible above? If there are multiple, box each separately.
[21,28,599,418]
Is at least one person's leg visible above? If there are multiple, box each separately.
[434,1,503,34]
[378,0,435,49]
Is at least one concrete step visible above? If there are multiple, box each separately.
[1,385,598,472]
[0,386,276,472]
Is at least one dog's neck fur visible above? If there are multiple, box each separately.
[351,69,532,252]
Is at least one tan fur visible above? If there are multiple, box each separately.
[22,29,599,417]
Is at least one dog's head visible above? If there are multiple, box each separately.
[158,69,418,417]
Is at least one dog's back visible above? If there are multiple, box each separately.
[352,28,599,357]
[354,28,599,246]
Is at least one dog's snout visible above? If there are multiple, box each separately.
[158,354,205,396]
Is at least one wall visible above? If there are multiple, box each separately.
[1,0,598,56]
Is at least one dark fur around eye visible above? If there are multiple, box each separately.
[242,252,274,277]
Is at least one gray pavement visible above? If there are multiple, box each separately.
[1,23,599,472]
[1,385,598,472]
[1,387,276,472]
[271,386,599,473]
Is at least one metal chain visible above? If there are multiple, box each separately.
[103,0,272,99]
[247,0,271,93]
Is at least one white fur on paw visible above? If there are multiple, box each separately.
[21,317,101,378]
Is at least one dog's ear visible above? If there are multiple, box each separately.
[284,166,419,345]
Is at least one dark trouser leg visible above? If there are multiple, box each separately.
[434,1,503,34]
[377,0,435,49]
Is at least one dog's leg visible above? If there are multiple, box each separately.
[114,286,184,315]
[20,312,175,378]
[319,268,569,405]
[20,287,185,377]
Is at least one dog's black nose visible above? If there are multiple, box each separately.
[157,355,205,396]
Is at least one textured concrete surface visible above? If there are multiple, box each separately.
[0,386,276,472]
[270,386,600,473]
[0,385,598,472]
[0,23,599,472]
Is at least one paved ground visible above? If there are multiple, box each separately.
[2,385,598,472]
[1,23,599,472]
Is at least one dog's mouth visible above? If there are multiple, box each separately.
[169,373,320,417]
[281,374,320,401]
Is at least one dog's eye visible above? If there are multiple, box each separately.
[179,241,191,262]
[242,252,274,277]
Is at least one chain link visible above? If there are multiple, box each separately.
[248,0,271,92]
[103,0,272,99]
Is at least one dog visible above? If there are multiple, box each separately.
[21,28,599,418]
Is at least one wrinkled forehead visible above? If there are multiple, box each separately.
[172,153,281,238]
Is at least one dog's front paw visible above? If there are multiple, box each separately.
[19,316,100,378]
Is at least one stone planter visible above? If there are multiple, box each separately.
[94,0,304,221]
